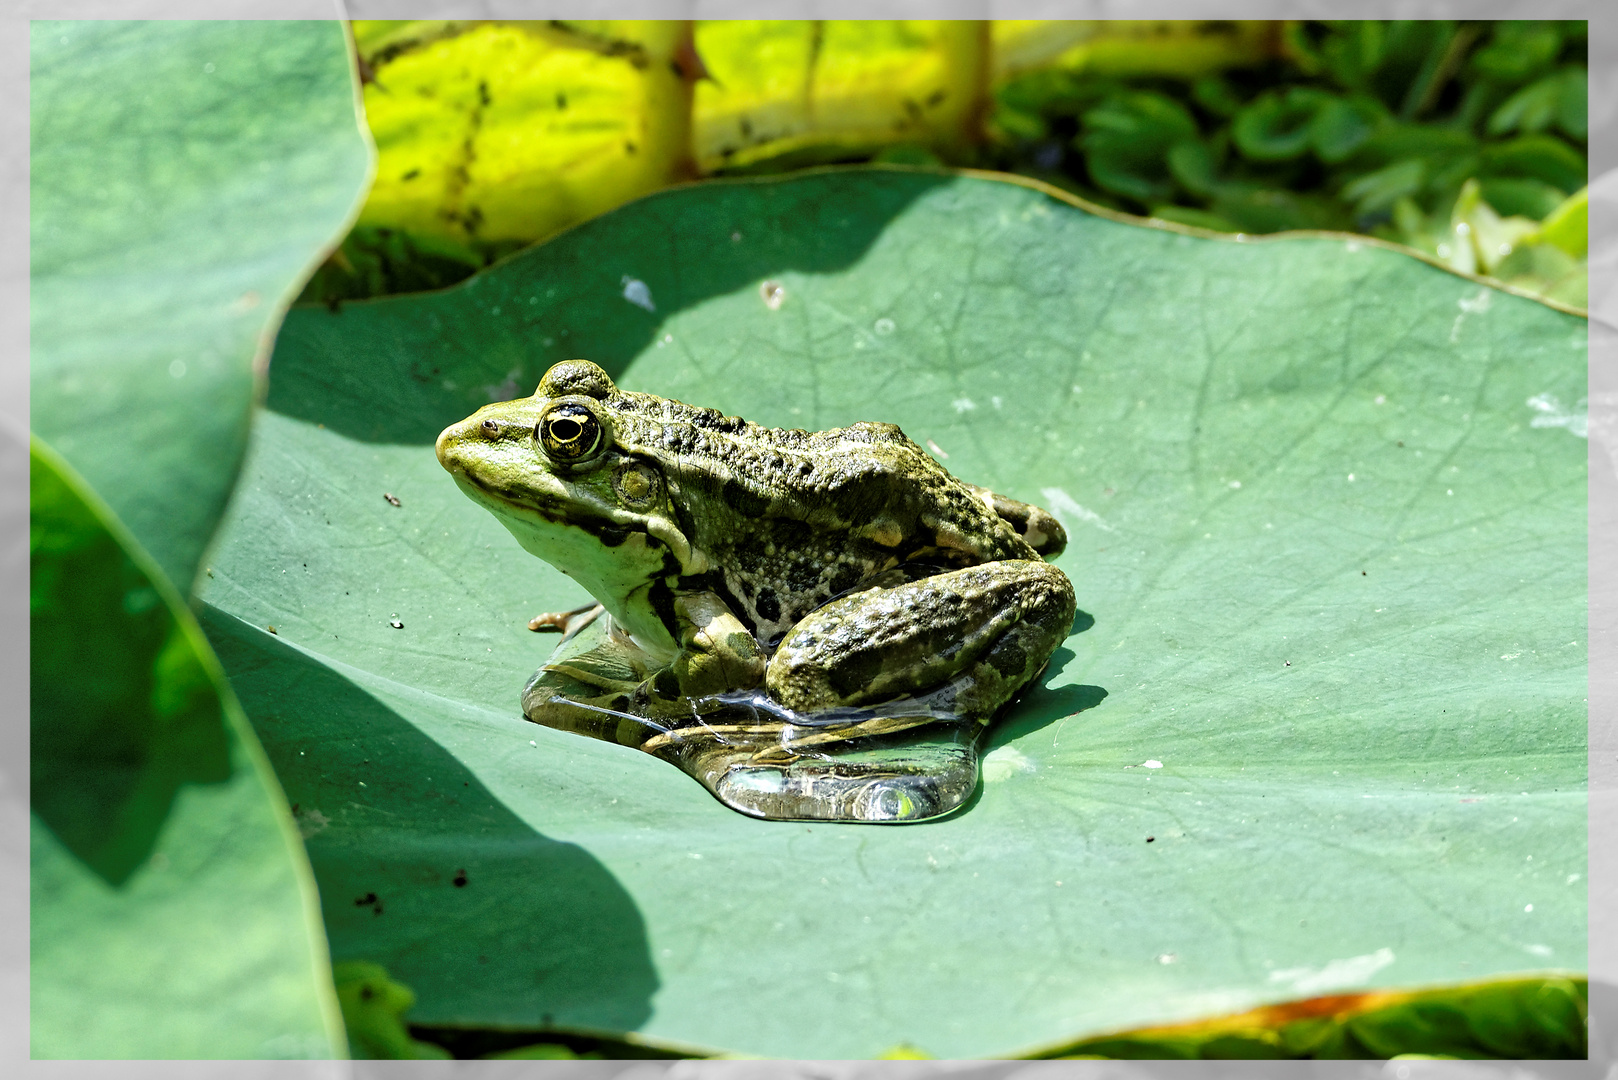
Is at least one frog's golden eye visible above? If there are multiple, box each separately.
[536,402,604,464]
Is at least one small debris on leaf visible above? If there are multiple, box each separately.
[383,492,401,507]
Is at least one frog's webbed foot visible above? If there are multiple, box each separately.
[684,560,1077,822]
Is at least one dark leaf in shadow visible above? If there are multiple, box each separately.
[30,445,230,886]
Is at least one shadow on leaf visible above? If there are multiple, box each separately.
[932,611,1107,823]
[267,170,951,444]
[201,605,660,1035]
[30,443,231,887]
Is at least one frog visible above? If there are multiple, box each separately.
[436,359,1077,822]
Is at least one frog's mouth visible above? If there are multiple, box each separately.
[455,470,643,546]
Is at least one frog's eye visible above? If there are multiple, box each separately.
[536,402,605,464]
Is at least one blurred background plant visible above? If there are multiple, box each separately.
[987,19,1587,307]
[304,18,1587,311]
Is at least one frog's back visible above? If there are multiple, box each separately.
[609,392,1061,640]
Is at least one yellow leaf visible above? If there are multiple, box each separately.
[692,20,985,174]
[355,21,691,248]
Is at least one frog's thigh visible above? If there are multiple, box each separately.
[766,560,1076,716]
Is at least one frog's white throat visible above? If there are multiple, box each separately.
[477,494,683,656]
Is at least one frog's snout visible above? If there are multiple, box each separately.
[434,423,461,475]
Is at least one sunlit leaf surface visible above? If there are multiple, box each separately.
[203,169,1584,1057]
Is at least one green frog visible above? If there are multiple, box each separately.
[436,359,1076,822]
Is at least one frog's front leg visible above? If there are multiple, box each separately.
[522,591,763,742]
[668,591,766,698]
[765,560,1075,722]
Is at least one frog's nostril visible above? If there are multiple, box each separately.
[481,418,500,437]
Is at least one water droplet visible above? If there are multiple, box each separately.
[620,277,655,312]
[1524,903,1533,913]
[390,619,403,629]
[1156,952,1177,964]
[1374,394,1386,405]
[203,62,215,74]
[168,359,187,378]
[874,317,895,335]
[760,280,784,310]
[1143,760,1162,769]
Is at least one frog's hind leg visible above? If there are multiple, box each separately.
[699,560,1077,823]
[765,560,1076,723]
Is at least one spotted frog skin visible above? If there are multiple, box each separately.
[436,360,1076,821]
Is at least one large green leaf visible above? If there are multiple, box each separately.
[30,20,373,595]
[29,19,372,1058]
[201,169,1585,1057]
[30,439,346,1058]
